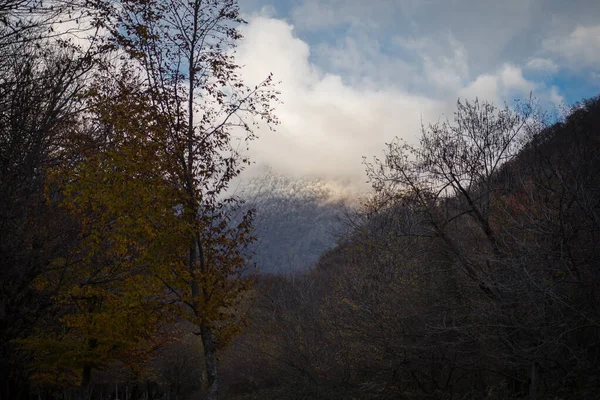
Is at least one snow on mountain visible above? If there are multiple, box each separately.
[235,171,365,274]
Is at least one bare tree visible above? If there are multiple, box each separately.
[365,99,529,293]
[0,20,103,393]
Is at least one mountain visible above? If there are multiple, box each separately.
[235,172,362,274]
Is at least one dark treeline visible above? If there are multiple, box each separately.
[220,98,600,400]
[2,0,600,400]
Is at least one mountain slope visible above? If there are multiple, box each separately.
[236,173,360,274]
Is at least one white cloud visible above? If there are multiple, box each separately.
[501,65,535,93]
[236,16,445,184]
[284,0,600,82]
[289,0,339,31]
[459,64,535,104]
[525,58,559,74]
[290,0,410,32]
[313,33,417,90]
[235,17,320,90]
[234,15,569,188]
[549,86,565,107]
[459,74,500,104]
[290,0,540,75]
[394,35,470,93]
[542,25,600,70]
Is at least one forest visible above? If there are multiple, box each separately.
[1,0,600,399]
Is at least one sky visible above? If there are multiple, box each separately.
[232,0,600,187]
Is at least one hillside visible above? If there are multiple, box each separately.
[221,96,600,400]
[236,173,360,274]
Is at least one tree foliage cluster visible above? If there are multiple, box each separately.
[219,97,600,400]
[1,0,276,399]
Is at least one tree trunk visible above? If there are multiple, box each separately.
[200,323,218,400]
[529,362,537,400]
[80,338,97,400]
[191,239,218,399]
[80,365,92,400]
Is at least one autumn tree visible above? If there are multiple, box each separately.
[108,1,278,398]
[2,0,275,398]
[17,65,189,399]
